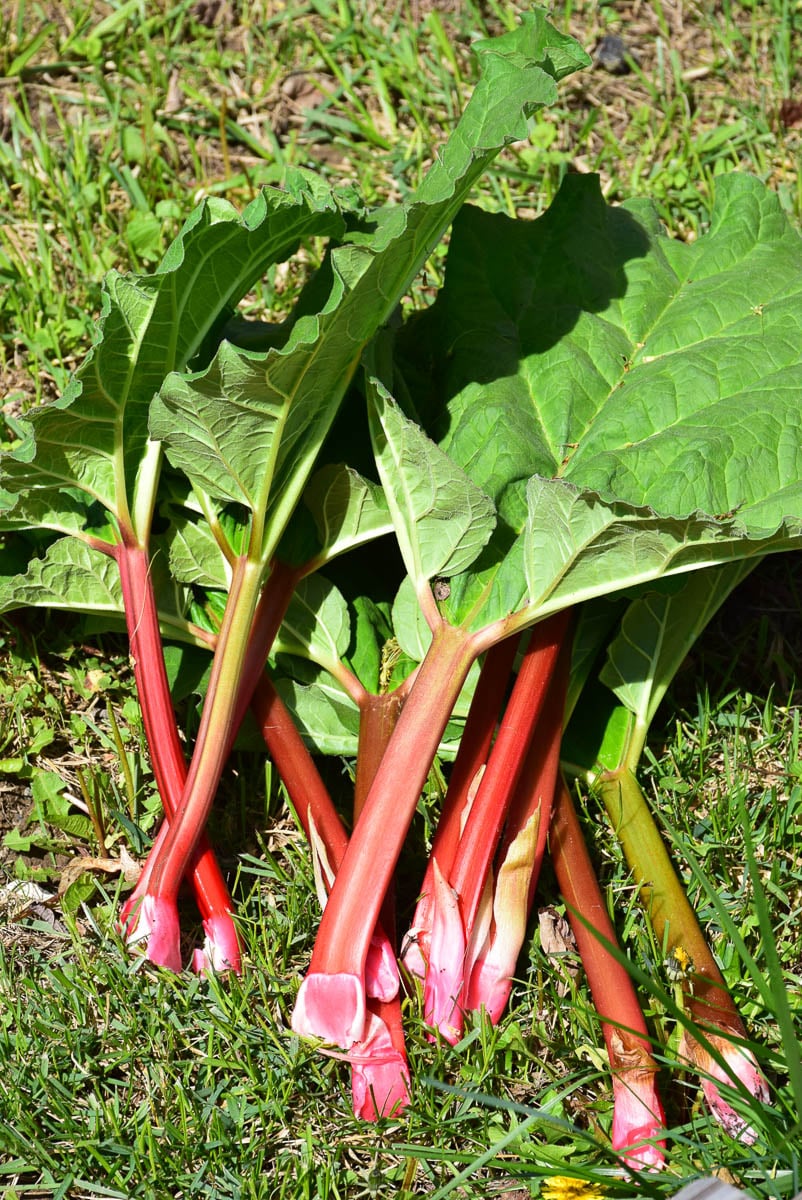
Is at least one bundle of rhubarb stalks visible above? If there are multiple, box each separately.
[2,8,798,1170]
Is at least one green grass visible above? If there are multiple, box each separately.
[2,0,801,404]
[2,1,802,1195]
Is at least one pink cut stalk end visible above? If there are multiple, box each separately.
[292,972,367,1049]
[123,893,183,973]
[464,970,511,1028]
[422,859,466,1045]
[191,913,242,976]
[611,1071,667,1171]
[365,931,400,1003]
[683,1032,769,1144]
[349,1011,411,1121]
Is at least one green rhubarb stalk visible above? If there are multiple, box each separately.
[595,765,770,1141]
[596,766,739,1031]
[577,567,770,1139]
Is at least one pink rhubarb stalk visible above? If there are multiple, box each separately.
[129,556,301,971]
[252,676,410,1115]
[678,1029,769,1144]
[113,540,240,973]
[349,999,410,1120]
[402,635,521,980]
[292,621,479,1048]
[422,613,570,1040]
[465,635,569,1023]
[550,777,666,1171]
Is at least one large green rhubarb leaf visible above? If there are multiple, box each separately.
[1,176,344,539]
[0,539,124,616]
[385,172,802,654]
[0,536,205,647]
[413,172,802,535]
[150,12,589,569]
[367,377,496,592]
[411,470,787,644]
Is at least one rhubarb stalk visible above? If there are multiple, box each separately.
[596,766,769,1141]
[351,690,410,1119]
[123,556,302,969]
[422,613,570,1040]
[114,539,241,973]
[402,635,521,980]
[465,630,570,1024]
[550,776,667,1170]
[251,676,399,1003]
[292,620,480,1048]
[252,676,410,1116]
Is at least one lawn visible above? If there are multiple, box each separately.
[0,2,801,1197]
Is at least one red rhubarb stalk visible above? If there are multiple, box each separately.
[402,635,521,980]
[550,776,666,1170]
[139,553,269,967]
[252,676,410,1115]
[351,689,410,1119]
[292,621,479,1048]
[251,676,399,1002]
[131,556,303,971]
[450,613,570,934]
[113,539,240,973]
[465,633,570,1024]
[423,613,570,1039]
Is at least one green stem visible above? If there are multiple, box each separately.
[130,438,164,545]
[596,767,746,1033]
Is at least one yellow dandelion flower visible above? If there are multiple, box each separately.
[665,944,694,981]
[540,1176,606,1200]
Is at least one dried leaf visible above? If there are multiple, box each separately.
[538,905,580,997]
